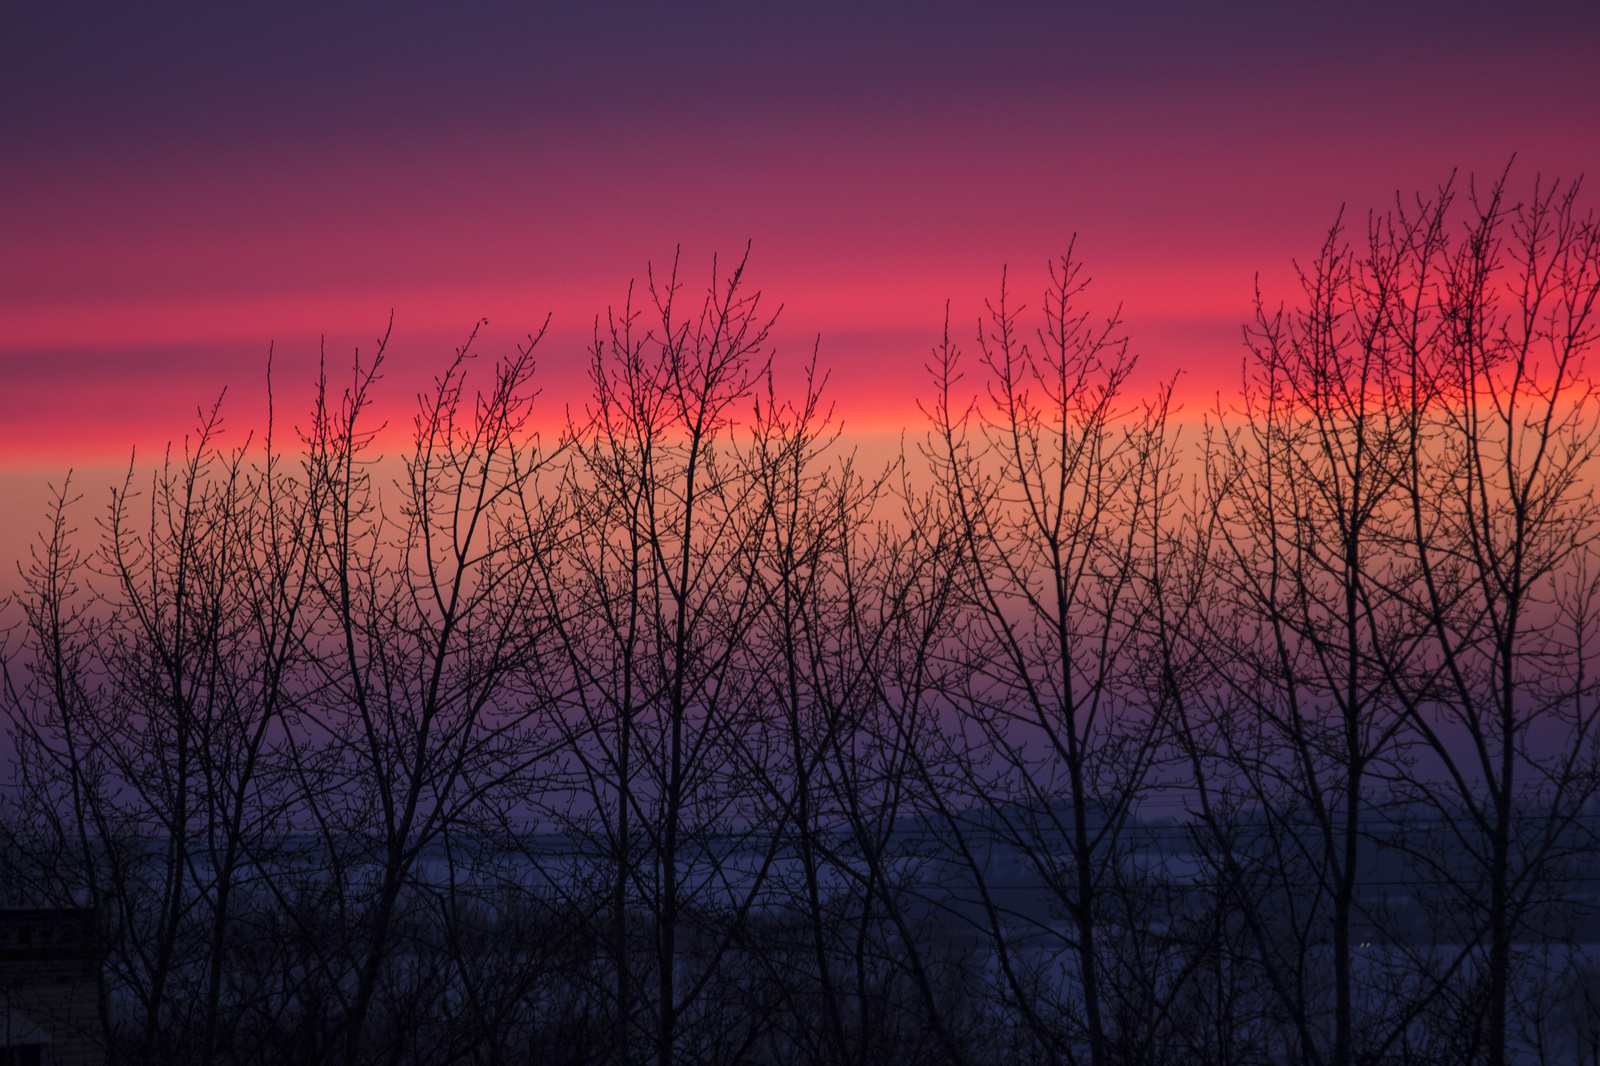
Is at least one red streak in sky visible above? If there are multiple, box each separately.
[3,31,1597,461]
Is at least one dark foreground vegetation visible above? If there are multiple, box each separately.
[5,173,1600,1066]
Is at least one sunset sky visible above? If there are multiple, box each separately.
[3,1,1597,485]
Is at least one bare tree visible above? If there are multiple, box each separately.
[1387,173,1600,1066]
[921,249,1180,1066]
[290,321,566,1066]
[1,379,331,1066]
[543,250,803,1066]
[1192,201,1445,1066]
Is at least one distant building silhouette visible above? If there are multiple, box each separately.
[0,909,104,1066]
